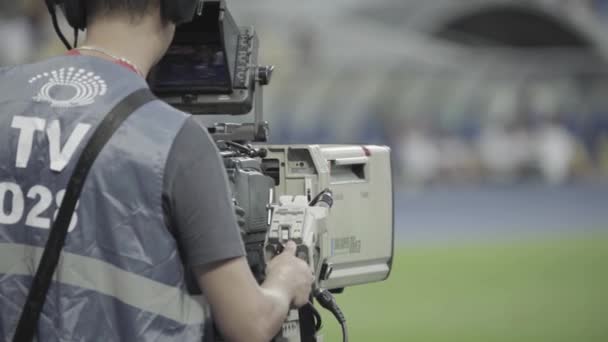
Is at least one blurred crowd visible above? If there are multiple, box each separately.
[2,1,608,188]
[271,70,608,188]
[380,72,608,187]
[392,104,607,188]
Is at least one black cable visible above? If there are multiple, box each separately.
[314,289,348,342]
[309,189,333,207]
[73,28,79,48]
[341,322,349,342]
[45,0,72,50]
[221,141,266,158]
[307,302,323,332]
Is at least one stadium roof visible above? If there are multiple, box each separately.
[230,0,608,71]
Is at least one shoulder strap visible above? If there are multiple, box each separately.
[12,88,157,342]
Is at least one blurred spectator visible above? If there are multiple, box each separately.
[479,123,535,182]
[0,13,33,65]
[0,1,62,66]
[398,122,441,187]
[535,118,577,184]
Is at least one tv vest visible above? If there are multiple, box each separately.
[0,55,209,341]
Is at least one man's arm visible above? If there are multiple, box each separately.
[163,117,313,341]
[196,241,312,342]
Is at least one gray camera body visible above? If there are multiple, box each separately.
[224,144,394,289]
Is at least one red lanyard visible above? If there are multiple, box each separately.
[67,50,141,76]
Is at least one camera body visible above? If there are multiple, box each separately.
[219,143,394,288]
[262,145,394,290]
[149,1,394,340]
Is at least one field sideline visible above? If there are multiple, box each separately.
[320,232,608,342]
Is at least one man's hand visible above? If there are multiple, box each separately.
[264,241,315,307]
[195,241,314,342]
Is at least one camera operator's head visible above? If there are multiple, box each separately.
[48,0,201,76]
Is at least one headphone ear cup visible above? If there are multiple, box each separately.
[163,0,200,24]
[63,0,87,30]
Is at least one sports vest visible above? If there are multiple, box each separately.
[0,55,210,341]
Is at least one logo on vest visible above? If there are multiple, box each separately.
[29,67,107,107]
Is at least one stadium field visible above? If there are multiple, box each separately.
[321,232,608,342]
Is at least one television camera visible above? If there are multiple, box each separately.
[149,1,395,341]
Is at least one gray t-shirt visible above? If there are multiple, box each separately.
[163,116,246,269]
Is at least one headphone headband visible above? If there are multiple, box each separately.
[50,0,203,31]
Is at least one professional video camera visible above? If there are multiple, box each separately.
[149,1,394,341]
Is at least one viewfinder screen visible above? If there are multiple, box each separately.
[153,44,232,93]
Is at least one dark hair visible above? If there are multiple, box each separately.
[87,0,161,22]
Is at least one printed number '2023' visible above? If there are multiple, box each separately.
[0,182,78,231]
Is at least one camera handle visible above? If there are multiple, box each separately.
[211,65,273,143]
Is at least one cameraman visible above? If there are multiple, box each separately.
[0,1,313,341]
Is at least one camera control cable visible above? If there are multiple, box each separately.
[308,189,348,341]
[314,288,348,342]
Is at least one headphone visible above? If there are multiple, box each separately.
[46,0,203,48]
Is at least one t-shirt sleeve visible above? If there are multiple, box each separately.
[163,116,245,269]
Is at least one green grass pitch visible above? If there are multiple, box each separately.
[320,232,608,342]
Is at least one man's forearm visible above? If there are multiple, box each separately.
[197,257,295,342]
[256,282,293,340]
[219,283,291,342]
[198,243,312,342]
